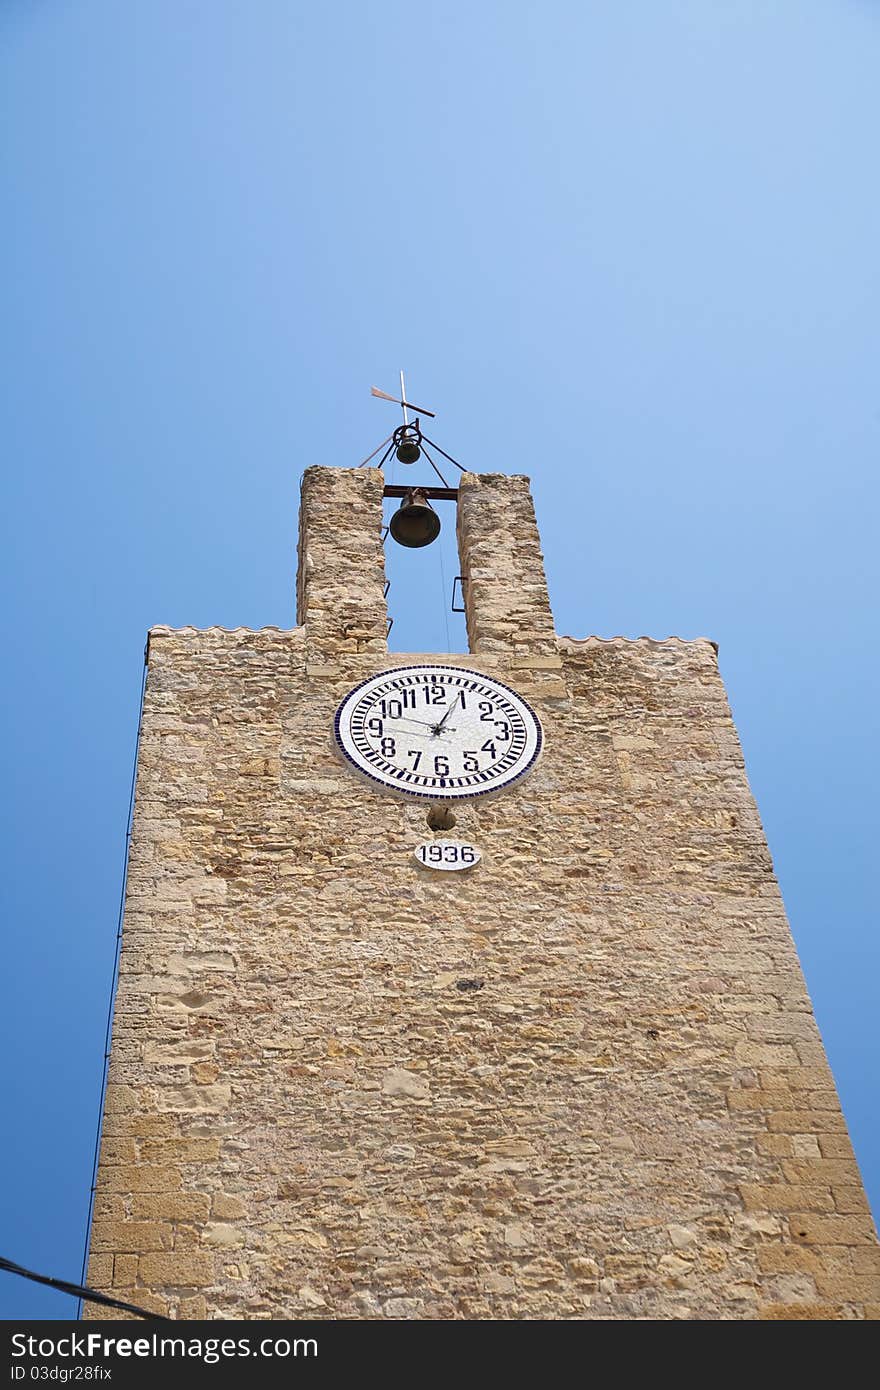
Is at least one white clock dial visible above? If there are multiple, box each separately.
[333,664,542,800]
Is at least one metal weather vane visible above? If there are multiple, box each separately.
[358,371,465,489]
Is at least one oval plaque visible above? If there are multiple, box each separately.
[413,839,481,871]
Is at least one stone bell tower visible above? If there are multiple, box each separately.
[86,465,879,1320]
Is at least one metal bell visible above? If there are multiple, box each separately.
[389,488,441,549]
[395,436,421,464]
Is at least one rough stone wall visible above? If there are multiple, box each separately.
[86,469,879,1320]
[457,472,558,658]
[296,466,387,659]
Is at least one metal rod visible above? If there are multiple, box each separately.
[358,433,394,467]
[420,441,451,488]
[400,369,409,427]
[420,433,466,473]
[375,441,396,472]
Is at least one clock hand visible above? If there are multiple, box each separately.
[376,727,456,743]
[431,692,462,735]
[387,715,451,731]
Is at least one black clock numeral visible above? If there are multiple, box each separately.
[480,740,498,760]
[379,699,403,719]
[366,717,383,736]
[478,701,495,720]
[433,755,450,776]
[381,737,396,757]
[463,751,479,772]
[424,686,447,706]
[408,749,422,770]
[494,720,510,741]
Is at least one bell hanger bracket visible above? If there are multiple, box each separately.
[383,484,458,502]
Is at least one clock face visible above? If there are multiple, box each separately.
[333,664,542,800]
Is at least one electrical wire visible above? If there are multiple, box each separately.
[77,651,149,1319]
[437,520,453,653]
[0,1253,170,1321]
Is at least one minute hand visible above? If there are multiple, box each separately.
[432,692,462,735]
[392,715,451,730]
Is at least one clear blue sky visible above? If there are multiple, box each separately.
[1,2,878,1318]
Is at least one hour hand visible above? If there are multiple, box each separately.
[431,692,462,734]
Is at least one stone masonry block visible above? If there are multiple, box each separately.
[790,1215,877,1246]
[91,1221,173,1253]
[138,1252,214,1287]
[130,1193,211,1221]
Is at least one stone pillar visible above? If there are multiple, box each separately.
[296,466,388,656]
[456,472,557,657]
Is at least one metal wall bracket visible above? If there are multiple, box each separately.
[451,575,468,613]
